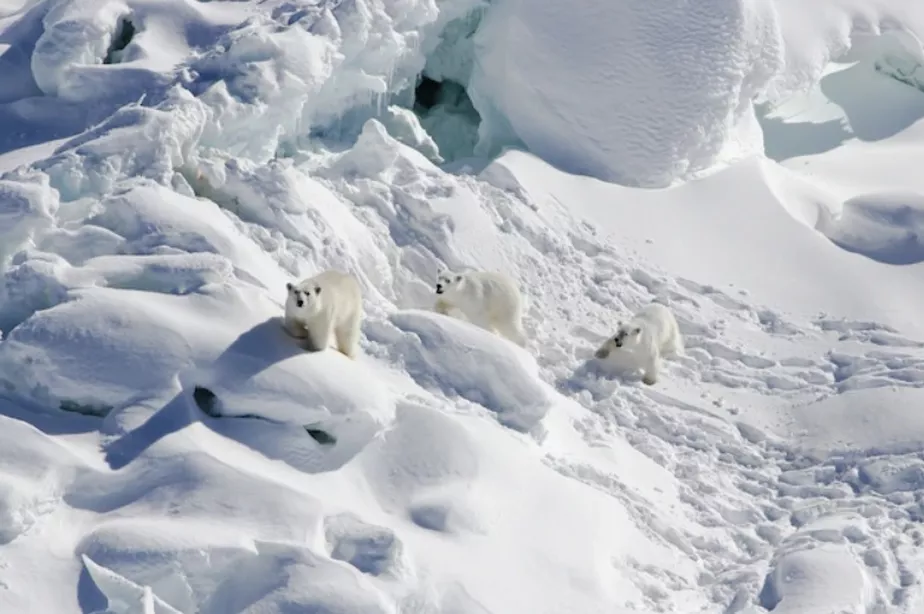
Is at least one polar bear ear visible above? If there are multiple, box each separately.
[314,286,321,294]
[455,274,463,282]
[632,327,641,335]
[286,282,293,292]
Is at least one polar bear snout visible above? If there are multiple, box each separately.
[436,284,444,294]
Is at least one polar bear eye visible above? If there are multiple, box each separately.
[455,275,462,282]
[314,286,321,294]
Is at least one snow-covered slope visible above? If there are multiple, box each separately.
[2,0,924,612]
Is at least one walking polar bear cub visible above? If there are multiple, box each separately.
[433,269,527,347]
[594,302,683,385]
[284,270,363,358]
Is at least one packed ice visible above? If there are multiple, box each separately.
[2,0,924,612]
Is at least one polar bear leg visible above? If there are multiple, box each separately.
[305,320,332,353]
[284,319,308,339]
[494,316,527,347]
[641,353,661,386]
[434,297,454,316]
[334,314,361,359]
[663,329,684,358]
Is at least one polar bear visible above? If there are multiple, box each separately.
[284,270,363,358]
[594,302,683,385]
[433,269,527,347]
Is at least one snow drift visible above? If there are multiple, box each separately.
[2,0,924,612]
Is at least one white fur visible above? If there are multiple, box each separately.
[284,270,363,358]
[594,303,683,385]
[433,269,527,347]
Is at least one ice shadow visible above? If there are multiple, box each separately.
[0,73,174,158]
[761,57,924,163]
[821,61,924,142]
[76,566,107,614]
[0,0,46,105]
[828,233,924,266]
[103,317,354,474]
[820,195,924,265]
[758,112,850,163]
[0,391,101,436]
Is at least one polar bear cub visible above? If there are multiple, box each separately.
[594,302,683,385]
[433,269,527,347]
[284,270,363,358]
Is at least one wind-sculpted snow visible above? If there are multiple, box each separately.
[385,309,550,432]
[32,0,135,98]
[20,0,924,185]
[3,0,924,611]
[469,0,784,186]
[470,0,924,187]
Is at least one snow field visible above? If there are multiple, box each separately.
[1,0,924,612]
[5,104,924,610]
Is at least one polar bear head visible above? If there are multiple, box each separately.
[286,281,324,317]
[435,270,466,297]
[594,321,642,359]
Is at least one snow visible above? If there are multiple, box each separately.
[2,0,924,612]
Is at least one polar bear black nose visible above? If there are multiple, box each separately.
[296,299,304,307]
[436,284,443,294]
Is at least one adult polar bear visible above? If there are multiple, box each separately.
[594,302,683,385]
[284,270,363,358]
[433,269,527,347]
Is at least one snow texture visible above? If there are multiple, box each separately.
[1,0,924,612]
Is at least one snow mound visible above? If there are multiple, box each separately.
[0,410,84,544]
[76,518,254,613]
[201,540,392,614]
[361,402,485,534]
[383,310,550,433]
[818,191,924,265]
[773,387,924,456]
[0,285,263,412]
[470,0,924,186]
[0,171,59,269]
[357,401,687,612]
[759,520,874,613]
[5,0,924,611]
[32,1,135,98]
[82,554,184,614]
[187,314,396,451]
[470,0,782,186]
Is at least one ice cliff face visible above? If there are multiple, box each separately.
[17,0,924,190]
[467,0,786,187]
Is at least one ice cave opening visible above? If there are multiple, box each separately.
[104,17,136,65]
[304,7,489,167]
[380,8,486,167]
[409,74,481,164]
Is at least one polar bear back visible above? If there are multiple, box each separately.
[459,271,522,317]
[303,270,361,319]
[632,303,677,348]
